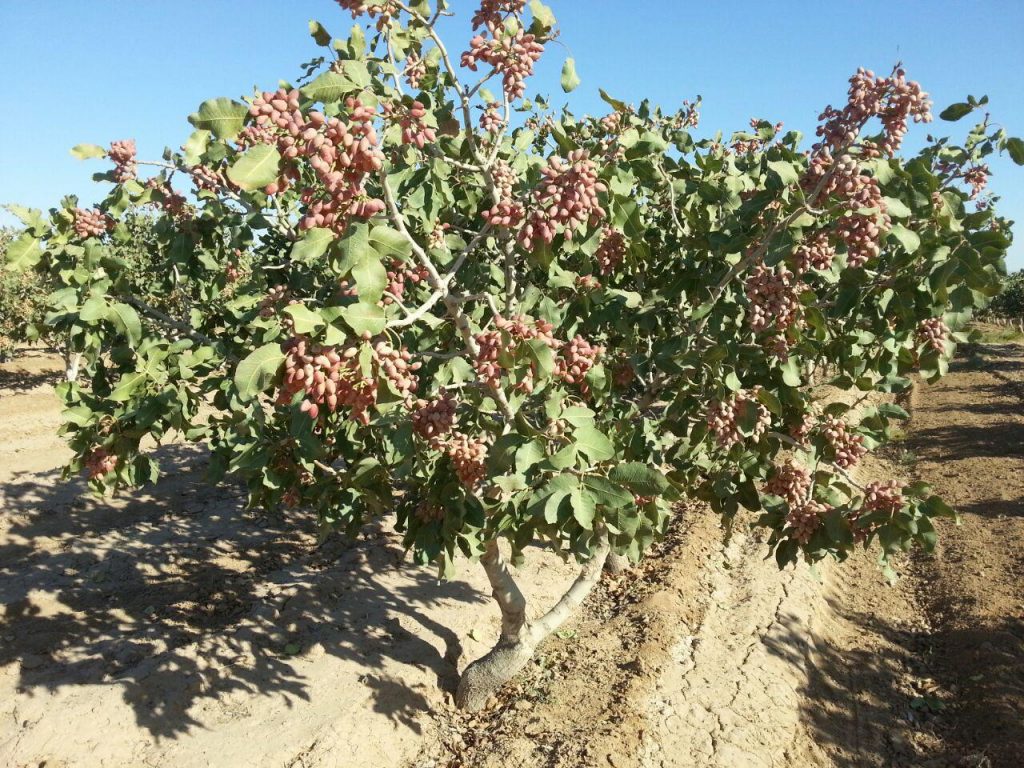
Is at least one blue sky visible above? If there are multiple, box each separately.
[2,0,1022,269]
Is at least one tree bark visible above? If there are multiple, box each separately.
[64,352,82,383]
[455,534,610,710]
[605,552,630,574]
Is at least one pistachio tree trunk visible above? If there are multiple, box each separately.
[455,534,610,711]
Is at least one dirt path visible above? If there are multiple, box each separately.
[2,342,1022,767]
[904,340,1024,765]
[0,350,585,768]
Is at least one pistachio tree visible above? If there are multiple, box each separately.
[5,0,1020,709]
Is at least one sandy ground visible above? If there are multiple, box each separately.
[0,350,582,768]
[1,338,1022,767]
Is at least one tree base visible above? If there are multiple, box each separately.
[455,639,536,711]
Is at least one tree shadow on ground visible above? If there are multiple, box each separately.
[0,348,64,391]
[909,420,1024,462]
[763,596,1024,767]
[0,366,62,391]
[0,444,484,740]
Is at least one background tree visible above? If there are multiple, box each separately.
[4,0,1021,709]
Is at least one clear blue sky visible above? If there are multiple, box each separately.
[2,1,1022,269]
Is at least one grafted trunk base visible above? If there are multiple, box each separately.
[455,637,536,711]
[454,534,610,710]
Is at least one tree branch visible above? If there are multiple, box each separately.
[528,532,610,642]
[479,539,528,643]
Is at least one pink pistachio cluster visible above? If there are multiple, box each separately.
[473,314,603,396]
[249,89,385,232]
[916,317,950,353]
[793,230,836,273]
[427,222,448,250]
[85,448,118,480]
[72,208,112,239]
[277,336,420,424]
[787,499,829,544]
[334,0,395,22]
[788,411,816,449]
[731,119,784,154]
[383,258,430,306]
[557,335,604,393]
[108,139,137,183]
[190,164,222,192]
[804,150,891,268]
[815,67,932,156]
[480,102,504,134]
[482,200,525,229]
[446,432,490,489]
[766,460,813,507]
[385,100,437,149]
[259,285,289,319]
[461,19,544,101]
[863,480,905,516]
[412,393,458,441]
[404,52,426,89]
[705,388,771,449]
[471,0,526,29]
[415,501,446,523]
[144,179,190,219]
[518,151,607,250]
[964,164,990,199]
[491,159,517,198]
[595,227,626,275]
[744,263,803,334]
[848,480,906,542]
[820,415,866,469]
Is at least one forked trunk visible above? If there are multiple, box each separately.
[455,534,610,710]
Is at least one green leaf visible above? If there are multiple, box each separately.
[283,304,326,334]
[889,224,921,255]
[580,475,633,509]
[515,439,547,474]
[528,0,556,31]
[182,130,212,166]
[107,303,142,347]
[110,371,147,402]
[340,301,386,336]
[339,60,371,90]
[3,233,43,271]
[234,342,286,401]
[756,387,783,417]
[301,70,357,103]
[290,228,335,264]
[309,19,332,46]
[352,251,388,304]
[226,145,281,191]
[188,97,249,140]
[608,463,668,496]
[368,225,412,259]
[767,160,799,186]
[570,487,596,529]
[883,197,912,219]
[70,143,107,160]
[573,424,615,462]
[526,338,555,380]
[79,297,107,322]
[337,223,372,274]
[1005,137,1024,166]
[938,102,973,122]
[781,357,802,387]
[598,88,629,113]
[560,57,580,93]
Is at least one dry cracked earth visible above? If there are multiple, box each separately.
[1,331,1021,767]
